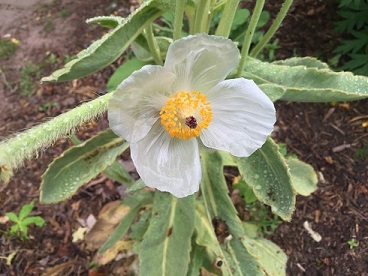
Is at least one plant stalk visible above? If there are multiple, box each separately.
[173,0,186,40]
[0,93,111,183]
[144,24,163,65]
[215,0,240,37]
[194,0,210,33]
[250,0,294,58]
[236,0,265,77]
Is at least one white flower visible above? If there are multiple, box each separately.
[108,34,275,198]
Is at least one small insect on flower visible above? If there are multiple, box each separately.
[108,34,276,198]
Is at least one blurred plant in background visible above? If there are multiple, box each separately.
[334,0,368,75]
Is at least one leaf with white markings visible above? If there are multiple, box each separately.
[139,192,195,276]
[242,57,368,102]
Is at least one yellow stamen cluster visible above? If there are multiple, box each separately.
[160,91,212,139]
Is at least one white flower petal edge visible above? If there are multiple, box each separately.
[130,121,201,198]
[108,65,176,143]
[164,34,240,93]
[200,78,276,157]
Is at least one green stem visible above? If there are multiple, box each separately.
[215,0,240,37]
[173,0,186,40]
[250,0,294,58]
[144,25,163,65]
[0,93,111,182]
[236,0,265,77]
[194,0,210,33]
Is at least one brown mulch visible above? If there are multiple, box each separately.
[1,0,367,275]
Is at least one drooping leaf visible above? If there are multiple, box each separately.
[40,130,128,203]
[139,192,195,276]
[287,157,318,196]
[242,57,368,102]
[236,138,296,221]
[41,0,164,82]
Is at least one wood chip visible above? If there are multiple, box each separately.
[303,221,322,242]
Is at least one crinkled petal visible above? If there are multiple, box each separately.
[130,121,201,198]
[164,34,239,93]
[108,65,175,142]
[200,78,276,157]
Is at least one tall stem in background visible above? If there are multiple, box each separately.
[215,0,240,38]
[236,0,265,77]
[144,25,163,65]
[173,0,186,40]
[194,0,210,33]
[250,0,294,58]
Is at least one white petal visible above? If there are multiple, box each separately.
[164,34,239,93]
[200,78,276,157]
[130,121,201,198]
[108,65,176,142]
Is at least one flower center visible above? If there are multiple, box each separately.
[160,91,212,139]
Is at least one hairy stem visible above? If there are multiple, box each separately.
[250,0,294,58]
[0,93,111,182]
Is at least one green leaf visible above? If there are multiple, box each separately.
[236,138,296,221]
[86,15,121,29]
[186,244,205,276]
[103,161,134,185]
[231,9,250,31]
[242,235,287,276]
[129,208,152,242]
[139,192,195,276]
[18,201,34,221]
[272,57,330,69]
[233,179,257,204]
[194,202,233,275]
[200,151,265,275]
[287,157,318,196]
[107,58,148,92]
[126,179,146,193]
[131,35,172,62]
[99,191,151,253]
[6,212,18,223]
[40,129,128,203]
[41,1,164,82]
[21,216,45,227]
[242,57,368,102]
[9,225,19,234]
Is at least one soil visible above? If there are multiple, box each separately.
[0,0,367,275]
